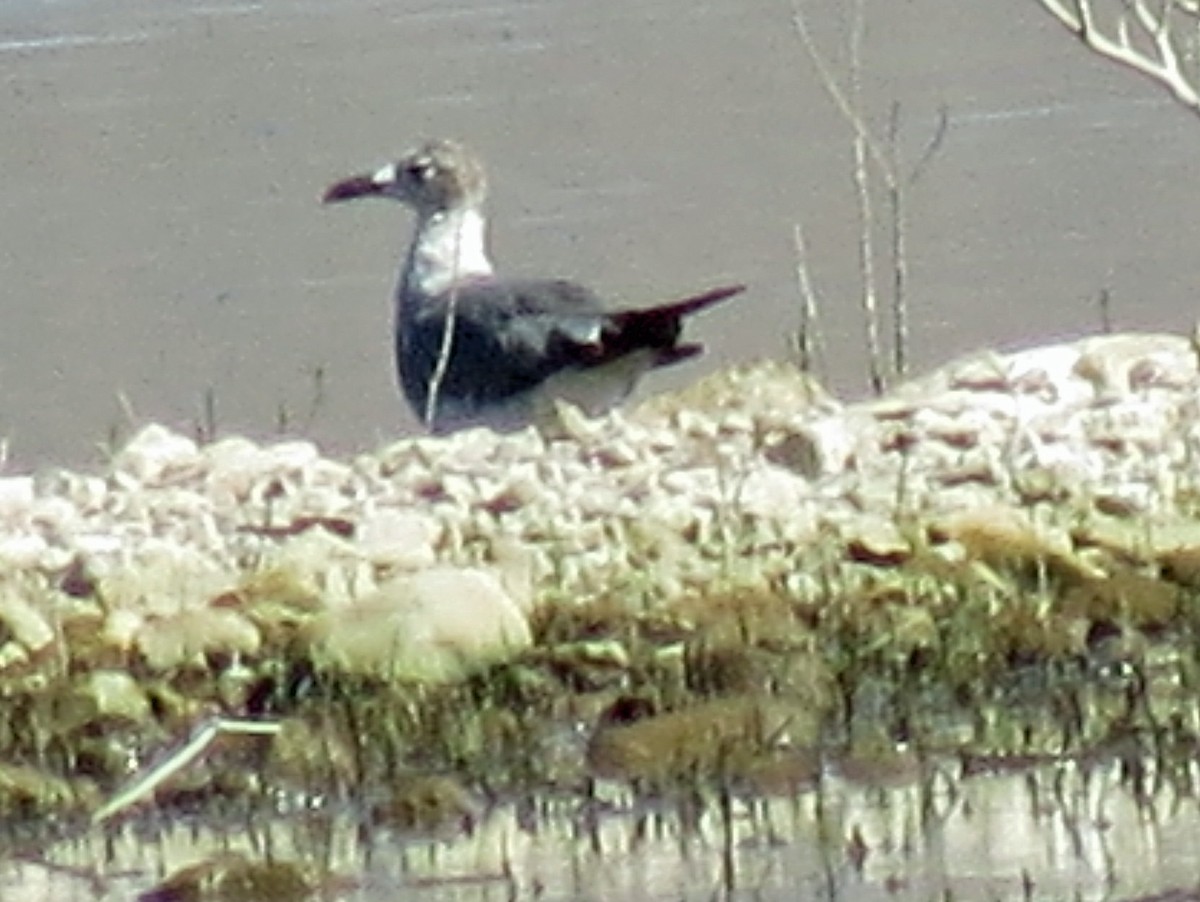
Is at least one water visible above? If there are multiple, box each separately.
[4,757,1198,901]
[0,0,1196,469]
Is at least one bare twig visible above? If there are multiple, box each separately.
[790,222,827,374]
[788,0,896,184]
[909,104,949,189]
[788,0,947,392]
[848,0,886,394]
[303,364,327,431]
[92,717,281,824]
[1097,287,1114,333]
[885,103,946,380]
[424,225,462,430]
[791,0,889,392]
[887,103,909,380]
[193,387,217,445]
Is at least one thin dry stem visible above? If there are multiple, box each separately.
[788,0,897,187]
[425,225,462,430]
[846,0,885,393]
[790,222,827,375]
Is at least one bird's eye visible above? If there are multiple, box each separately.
[406,159,433,182]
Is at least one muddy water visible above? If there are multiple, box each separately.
[4,758,1199,901]
[1,0,1197,468]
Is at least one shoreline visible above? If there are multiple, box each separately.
[3,330,1200,897]
[2,330,1197,613]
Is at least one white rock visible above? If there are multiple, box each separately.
[73,533,127,557]
[0,590,55,653]
[98,542,233,617]
[0,534,51,570]
[765,416,856,480]
[203,436,268,502]
[136,607,261,670]
[312,565,531,682]
[262,440,321,470]
[1075,333,1196,394]
[736,465,811,522]
[114,425,203,486]
[264,528,373,603]
[0,477,34,526]
[358,509,441,570]
[29,495,82,537]
[103,608,144,652]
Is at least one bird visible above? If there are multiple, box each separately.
[322,139,745,435]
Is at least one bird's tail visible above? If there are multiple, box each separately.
[605,284,744,363]
[625,284,745,322]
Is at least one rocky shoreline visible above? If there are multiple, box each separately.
[2,332,1199,677]
[3,331,1200,825]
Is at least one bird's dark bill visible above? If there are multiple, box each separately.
[322,174,383,204]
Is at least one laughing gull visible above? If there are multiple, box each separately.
[323,139,745,434]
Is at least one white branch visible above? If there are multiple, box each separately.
[1035,0,1200,111]
[425,227,462,431]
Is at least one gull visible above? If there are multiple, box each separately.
[323,139,744,434]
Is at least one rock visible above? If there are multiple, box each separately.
[0,763,81,818]
[736,465,811,522]
[763,418,854,479]
[930,504,1093,583]
[0,330,1199,697]
[0,534,52,570]
[1074,333,1196,394]
[135,607,262,670]
[138,852,319,902]
[98,543,234,618]
[256,528,372,605]
[112,425,203,487]
[310,566,531,683]
[0,477,34,525]
[843,517,913,567]
[357,509,441,571]
[54,670,153,732]
[0,589,55,656]
[587,695,822,784]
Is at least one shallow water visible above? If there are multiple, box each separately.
[4,757,1199,901]
[1,0,1198,468]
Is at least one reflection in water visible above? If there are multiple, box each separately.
[3,756,1198,901]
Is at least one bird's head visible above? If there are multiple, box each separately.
[322,139,488,217]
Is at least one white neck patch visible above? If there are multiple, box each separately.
[404,208,494,298]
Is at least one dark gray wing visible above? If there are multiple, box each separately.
[396,278,612,413]
[396,278,744,421]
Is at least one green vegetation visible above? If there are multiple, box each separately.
[2,496,1199,833]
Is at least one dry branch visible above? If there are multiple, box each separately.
[1034,0,1200,112]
